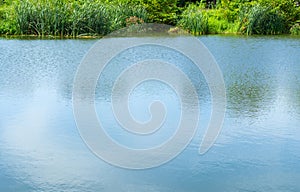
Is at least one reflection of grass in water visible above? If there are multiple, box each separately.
[227,71,273,118]
[295,89,300,115]
[228,83,269,114]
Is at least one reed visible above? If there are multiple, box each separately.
[246,5,286,35]
[178,3,238,35]
[178,4,209,35]
[14,0,148,37]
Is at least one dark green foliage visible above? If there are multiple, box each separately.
[139,0,179,25]
[246,5,286,35]
[104,0,180,25]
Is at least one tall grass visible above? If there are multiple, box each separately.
[14,0,148,37]
[178,4,209,35]
[2,0,299,36]
[245,5,286,35]
[179,2,291,35]
[178,3,239,35]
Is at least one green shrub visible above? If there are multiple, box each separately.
[106,0,179,25]
[290,23,300,35]
[257,0,299,22]
[208,17,239,34]
[206,8,239,34]
[0,0,16,35]
[178,3,239,35]
[139,0,179,25]
[238,0,299,35]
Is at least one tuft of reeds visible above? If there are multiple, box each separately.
[178,4,209,35]
[245,5,286,35]
[14,0,148,37]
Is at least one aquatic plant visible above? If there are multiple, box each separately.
[13,0,148,37]
[178,4,209,35]
[245,5,286,35]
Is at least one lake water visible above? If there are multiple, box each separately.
[0,35,300,191]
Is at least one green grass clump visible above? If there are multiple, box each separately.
[178,4,208,35]
[244,5,286,35]
[14,0,148,37]
[178,3,239,35]
[178,0,299,35]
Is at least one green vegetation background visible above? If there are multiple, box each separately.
[0,0,299,37]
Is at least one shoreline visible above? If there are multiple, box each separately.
[0,34,103,40]
[1,33,300,40]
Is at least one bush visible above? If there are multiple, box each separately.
[290,23,300,35]
[206,8,239,34]
[0,0,16,34]
[257,0,299,22]
[139,0,179,25]
[178,3,239,34]
[238,0,299,35]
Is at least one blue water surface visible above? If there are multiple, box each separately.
[0,36,300,191]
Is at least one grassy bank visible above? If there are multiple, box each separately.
[178,0,300,35]
[0,0,147,37]
[0,0,299,37]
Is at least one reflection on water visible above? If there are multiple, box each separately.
[0,36,300,191]
[227,70,274,118]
